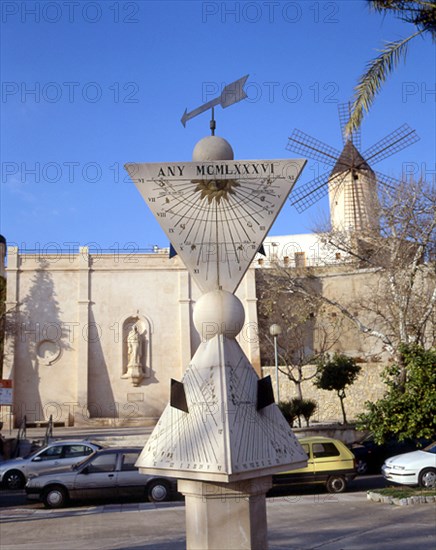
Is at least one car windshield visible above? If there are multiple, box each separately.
[423,442,436,454]
[24,447,46,459]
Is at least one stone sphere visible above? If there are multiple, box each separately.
[193,290,245,340]
[192,136,234,161]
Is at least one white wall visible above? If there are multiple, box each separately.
[4,247,259,426]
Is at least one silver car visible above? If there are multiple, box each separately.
[0,440,101,489]
[25,447,175,508]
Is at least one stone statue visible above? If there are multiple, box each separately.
[127,325,142,366]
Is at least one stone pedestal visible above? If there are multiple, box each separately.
[178,477,272,550]
[123,363,144,386]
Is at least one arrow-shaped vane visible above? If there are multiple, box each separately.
[181,75,249,127]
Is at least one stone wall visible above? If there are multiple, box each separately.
[262,362,386,424]
[3,247,260,427]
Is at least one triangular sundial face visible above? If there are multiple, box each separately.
[125,158,306,293]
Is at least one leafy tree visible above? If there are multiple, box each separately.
[315,354,361,424]
[257,269,344,400]
[346,0,436,134]
[277,180,436,381]
[316,180,436,379]
[357,345,436,442]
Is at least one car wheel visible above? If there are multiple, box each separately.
[356,459,368,475]
[42,485,68,509]
[326,475,347,493]
[4,470,25,490]
[419,468,436,489]
[147,479,171,502]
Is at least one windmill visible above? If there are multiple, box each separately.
[286,103,420,234]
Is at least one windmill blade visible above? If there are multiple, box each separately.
[374,171,402,191]
[290,170,347,213]
[338,102,361,151]
[287,129,341,166]
[362,124,420,167]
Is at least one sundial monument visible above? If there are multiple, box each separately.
[125,76,308,550]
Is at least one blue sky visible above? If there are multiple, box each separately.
[1,0,435,252]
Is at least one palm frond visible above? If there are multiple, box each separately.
[345,31,422,136]
[369,1,436,34]
[369,1,407,14]
[369,1,435,15]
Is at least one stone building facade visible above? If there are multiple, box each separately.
[2,236,402,428]
[0,235,6,279]
[256,260,391,424]
[2,246,260,427]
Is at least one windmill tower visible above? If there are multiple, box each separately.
[328,139,378,232]
[286,103,419,235]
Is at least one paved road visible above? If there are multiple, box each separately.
[2,428,432,548]
[1,490,435,550]
[0,475,386,510]
[1,476,435,550]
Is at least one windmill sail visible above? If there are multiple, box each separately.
[362,124,419,166]
[286,108,419,232]
[286,129,340,166]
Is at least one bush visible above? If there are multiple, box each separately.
[278,400,298,427]
[279,398,317,427]
[358,345,436,443]
[299,399,317,427]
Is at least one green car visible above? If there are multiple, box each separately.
[273,436,356,493]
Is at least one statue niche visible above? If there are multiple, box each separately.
[122,318,147,386]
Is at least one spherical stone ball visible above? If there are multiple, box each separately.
[192,136,234,161]
[193,290,245,340]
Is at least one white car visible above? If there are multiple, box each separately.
[381,441,436,488]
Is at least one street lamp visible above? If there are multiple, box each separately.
[269,323,282,403]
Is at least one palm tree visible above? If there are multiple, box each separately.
[345,1,436,136]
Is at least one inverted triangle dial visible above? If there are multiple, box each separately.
[125,159,306,293]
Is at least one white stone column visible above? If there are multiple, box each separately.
[239,267,261,375]
[3,247,19,380]
[1,247,19,427]
[75,247,90,425]
[178,477,272,550]
[178,269,193,376]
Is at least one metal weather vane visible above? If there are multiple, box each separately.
[180,75,249,128]
[126,73,304,296]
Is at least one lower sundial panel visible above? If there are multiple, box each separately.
[136,335,308,482]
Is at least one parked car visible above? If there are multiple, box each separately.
[25,447,176,508]
[273,436,356,493]
[349,434,432,475]
[0,440,102,489]
[381,441,436,488]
